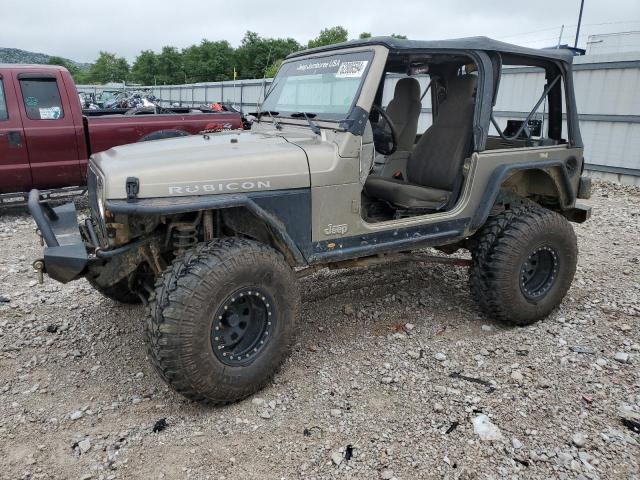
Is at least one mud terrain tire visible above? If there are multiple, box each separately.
[470,206,577,325]
[145,238,300,404]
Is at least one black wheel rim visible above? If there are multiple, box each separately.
[211,287,275,366]
[520,245,559,300]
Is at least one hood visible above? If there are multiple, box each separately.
[92,129,311,199]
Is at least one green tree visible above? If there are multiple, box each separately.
[358,32,372,39]
[88,51,129,83]
[235,31,300,79]
[307,26,348,49]
[391,34,407,39]
[47,56,88,83]
[265,59,283,78]
[183,40,235,82]
[155,46,184,84]
[130,50,159,85]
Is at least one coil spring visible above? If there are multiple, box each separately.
[172,224,198,253]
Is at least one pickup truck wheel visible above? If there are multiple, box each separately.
[469,206,577,326]
[87,276,141,304]
[145,238,300,405]
[138,130,189,142]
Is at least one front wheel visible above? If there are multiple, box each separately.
[469,206,578,325]
[145,238,300,404]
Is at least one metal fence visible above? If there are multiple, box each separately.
[77,78,271,114]
[77,51,640,185]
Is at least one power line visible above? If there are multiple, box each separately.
[583,19,640,28]
[499,25,577,40]
[498,19,640,41]
[515,30,632,47]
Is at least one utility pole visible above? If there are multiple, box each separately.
[574,0,585,48]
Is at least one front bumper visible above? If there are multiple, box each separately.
[28,189,88,283]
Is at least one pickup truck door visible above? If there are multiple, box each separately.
[13,72,83,190]
[0,74,31,194]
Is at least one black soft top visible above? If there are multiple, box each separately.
[287,36,574,64]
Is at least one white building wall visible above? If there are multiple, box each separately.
[587,32,640,55]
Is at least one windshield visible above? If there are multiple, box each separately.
[261,50,374,121]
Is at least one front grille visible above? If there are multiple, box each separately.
[87,167,107,247]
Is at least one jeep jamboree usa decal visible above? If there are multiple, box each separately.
[288,52,372,80]
[168,180,271,195]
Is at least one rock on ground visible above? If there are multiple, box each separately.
[0,182,639,479]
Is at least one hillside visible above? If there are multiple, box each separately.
[0,47,90,70]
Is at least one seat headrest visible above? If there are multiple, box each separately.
[393,77,421,101]
[444,74,477,105]
[435,74,477,128]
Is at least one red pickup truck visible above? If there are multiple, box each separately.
[0,64,243,203]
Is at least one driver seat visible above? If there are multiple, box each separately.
[386,77,422,152]
[364,74,477,210]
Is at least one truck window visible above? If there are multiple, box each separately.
[19,78,64,120]
[487,62,565,150]
[0,80,7,120]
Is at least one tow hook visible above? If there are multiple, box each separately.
[33,259,45,284]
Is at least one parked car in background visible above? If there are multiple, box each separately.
[0,64,243,204]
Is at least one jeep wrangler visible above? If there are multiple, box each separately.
[29,37,592,405]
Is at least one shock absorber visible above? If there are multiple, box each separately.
[172,224,198,255]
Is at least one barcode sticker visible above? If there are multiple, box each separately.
[335,61,368,78]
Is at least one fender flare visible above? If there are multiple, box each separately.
[105,193,307,265]
[470,160,574,230]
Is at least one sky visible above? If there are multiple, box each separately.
[1,0,639,63]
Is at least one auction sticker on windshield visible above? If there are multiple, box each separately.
[335,61,369,78]
[261,50,374,119]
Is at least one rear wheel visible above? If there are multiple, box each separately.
[469,206,577,325]
[145,238,299,404]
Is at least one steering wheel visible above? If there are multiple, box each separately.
[371,104,398,156]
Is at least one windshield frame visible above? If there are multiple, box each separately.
[260,49,376,123]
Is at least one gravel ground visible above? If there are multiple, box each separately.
[0,181,638,480]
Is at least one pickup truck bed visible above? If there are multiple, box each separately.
[0,64,242,203]
[84,111,237,159]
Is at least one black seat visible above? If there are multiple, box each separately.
[365,74,477,210]
[386,77,422,152]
